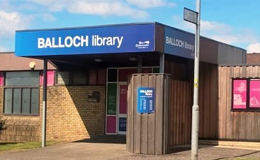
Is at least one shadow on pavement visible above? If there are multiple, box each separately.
[214,150,260,160]
[168,144,217,153]
[73,135,126,144]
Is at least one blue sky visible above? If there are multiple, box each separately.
[0,0,259,53]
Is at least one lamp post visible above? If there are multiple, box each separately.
[184,0,201,160]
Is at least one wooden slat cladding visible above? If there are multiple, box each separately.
[218,66,260,141]
[165,59,193,146]
[165,60,219,142]
[198,62,219,139]
[127,74,169,155]
[168,79,192,146]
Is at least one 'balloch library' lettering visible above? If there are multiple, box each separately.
[38,35,124,49]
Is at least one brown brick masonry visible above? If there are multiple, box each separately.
[0,86,105,142]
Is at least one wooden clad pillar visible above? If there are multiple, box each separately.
[127,73,169,155]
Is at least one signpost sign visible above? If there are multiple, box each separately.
[184,7,198,24]
[137,87,155,113]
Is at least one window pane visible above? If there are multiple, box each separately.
[56,71,70,85]
[153,68,159,73]
[5,72,39,86]
[31,88,39,114]
[4,89,12,114]
[22,89,30,114]
[108,69,117,82]
[72,71,87,85]
[13,88,21,114]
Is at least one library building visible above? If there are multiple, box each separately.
[1,22,259,155]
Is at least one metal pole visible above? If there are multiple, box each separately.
[42,59,47,147]
[191,0,201,159]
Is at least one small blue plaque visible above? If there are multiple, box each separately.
[137,87,155,113]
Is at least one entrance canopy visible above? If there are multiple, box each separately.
[15,22,246,65]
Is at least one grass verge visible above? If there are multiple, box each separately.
[0,141,62,152]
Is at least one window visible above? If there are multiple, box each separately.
[72,71,87,85]
[55,71,87,85]
[55,70,106,86]
[232,78,260,111]
[4,72,40,115]
[55,71,70,85]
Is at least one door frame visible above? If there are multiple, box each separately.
[117,82,127,135]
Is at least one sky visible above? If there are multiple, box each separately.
[0,0,259,53]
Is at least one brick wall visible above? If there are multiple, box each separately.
[0,87,41,142]
[0,86,105,142]
[44,86,105,141]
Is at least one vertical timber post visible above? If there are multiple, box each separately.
[42,59,47,147]
[138,56,142,73]
[160,52,165,73]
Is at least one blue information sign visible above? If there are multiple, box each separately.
[15,24,155,57]
[137,87,155,113]
[119,117,127,132]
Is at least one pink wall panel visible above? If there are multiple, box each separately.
[106,116,116,133]
[119,85,127,114]
[249,80,260,108]
[89,69,97,85]
[233,79,247,109]
[40,70,54,86]
[0,72,3,86]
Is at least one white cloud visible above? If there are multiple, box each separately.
[2,0,174,19]
[172,16,259,48]
[0,46,7,52]
[41,13,56,22]
[127,0,176,9]
[0,10,28,39]
[68,1,148,18]
[201,20,232,34]
[247,43,260,53]
[22,0,163,18]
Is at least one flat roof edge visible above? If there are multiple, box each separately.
[219,64,259,66]
[0,51,14,54]
[15,22,158,32]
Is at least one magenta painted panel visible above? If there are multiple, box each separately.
[89,69,97,85]
[249,80,260,108]
[40,71,54,86]
[142,68,152,73]
[0,72,3,86]
[119,69,137,81]
[233,79,247,109]
[106,116,116,133]
[119,85,128,114]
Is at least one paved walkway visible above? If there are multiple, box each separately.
[0,136,260,160]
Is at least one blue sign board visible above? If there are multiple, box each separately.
[15,24,155,57]
[119,117,127,132]
[137,87,155,113]
[164,26,195,59]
